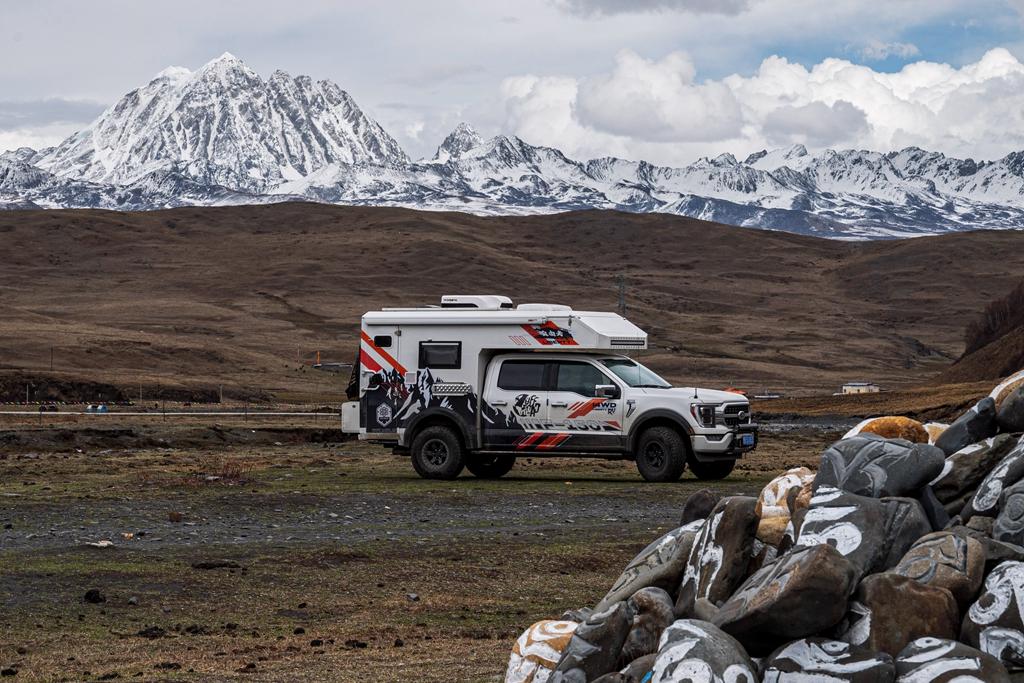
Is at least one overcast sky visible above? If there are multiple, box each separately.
[2,0,1024,165]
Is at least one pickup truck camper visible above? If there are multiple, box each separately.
[340,295,757,481]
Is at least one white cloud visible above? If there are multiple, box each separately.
[575,51,743,142]
[499,47,1024,165]
[859,40,921,61]
[0,124,81,153]
[553,0,755,16]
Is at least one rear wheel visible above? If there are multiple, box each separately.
[635,426,687,482]
[689,458,736,481]
[466,454,516,479]
[411,425,465,480]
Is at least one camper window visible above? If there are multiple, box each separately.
[497,361,547,390]
[373,335,393,348]
[419,342,461,369]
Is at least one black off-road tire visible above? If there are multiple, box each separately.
[411,425,465,480]
[466,454,516,479]
[635,426,687,482]
[688,458,736,481]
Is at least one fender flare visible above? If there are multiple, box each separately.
[627,409,694,452]
[402,406,475,449]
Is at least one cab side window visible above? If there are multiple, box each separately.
[554,361,611,397]
[497,361,547,390]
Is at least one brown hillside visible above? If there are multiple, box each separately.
[1,204,1023,401]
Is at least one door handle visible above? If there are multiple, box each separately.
[550,401,568,407]
[491,400,508,406]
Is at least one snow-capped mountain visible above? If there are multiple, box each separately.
[33,53,407,193]
[4,54,1024,239]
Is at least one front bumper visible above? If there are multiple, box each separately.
[691,423,759,459]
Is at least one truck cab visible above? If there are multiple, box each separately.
[341,295,757,481]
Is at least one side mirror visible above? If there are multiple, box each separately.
[595,384,620,399]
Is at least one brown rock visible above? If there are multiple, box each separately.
[892,531,985,610]
[713,544,858,655]
[839,572,958,657]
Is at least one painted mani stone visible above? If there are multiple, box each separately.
[596,521,701,612]
[962,560,1024,670]
[794,487,928,582]
[934,397,1000,457]
[650,619,757,683]
[675,497,758,617]
[962,435,1024,520]
[814,434,946,499]
[929,434,1019,507]
[894,637,1010,682]
[995,479,1024,546]
[762,638,896,682]
[505,620,578,683]
[892,531,984,610]
[713,544,858,655]
[553,601,632,682]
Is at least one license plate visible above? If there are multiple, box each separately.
[741,434,755,447]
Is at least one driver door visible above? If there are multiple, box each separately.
[545,360,624,452]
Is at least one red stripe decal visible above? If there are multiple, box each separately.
[360,349,382,372]
[361,331,408,375]
[521,324,552,345]
[516,432,544,449]
[567,398,603,419]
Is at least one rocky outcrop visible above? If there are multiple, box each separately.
[505,369,1024,683]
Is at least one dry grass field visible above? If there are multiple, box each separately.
[0,429,829,682]
[2,204,1024,402]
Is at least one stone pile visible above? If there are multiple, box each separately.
[505,369,1024,683]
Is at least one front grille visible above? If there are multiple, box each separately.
[722,403,752,426]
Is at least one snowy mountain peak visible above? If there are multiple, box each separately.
[433,122,484,162]
[34,54,408,191]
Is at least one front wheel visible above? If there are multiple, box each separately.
[466,454,516,479]
[411,425,465,480]
[688,458,736,480]
[635,426,687,482]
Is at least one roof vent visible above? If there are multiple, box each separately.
[440,295,514,310]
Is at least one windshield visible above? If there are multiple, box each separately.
[600,358,672,388]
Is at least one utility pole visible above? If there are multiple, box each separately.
[616,274,626,317]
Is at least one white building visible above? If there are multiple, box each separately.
[841,381,880,395]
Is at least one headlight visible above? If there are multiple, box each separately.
[691,404,717,427]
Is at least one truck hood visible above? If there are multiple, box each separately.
[647,387,748,404]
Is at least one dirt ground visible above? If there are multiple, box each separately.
[0,423,831,682]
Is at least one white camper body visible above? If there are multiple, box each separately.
[341,295,757,481]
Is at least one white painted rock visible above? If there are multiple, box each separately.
[675,497,758,617]
[815,434,946,499]
[961,560,1024,670]
[961,435,1024,520]
[894,637,1010,682]
[650,619,757,683]
[506,620,578,683]
[763,637,896,682]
